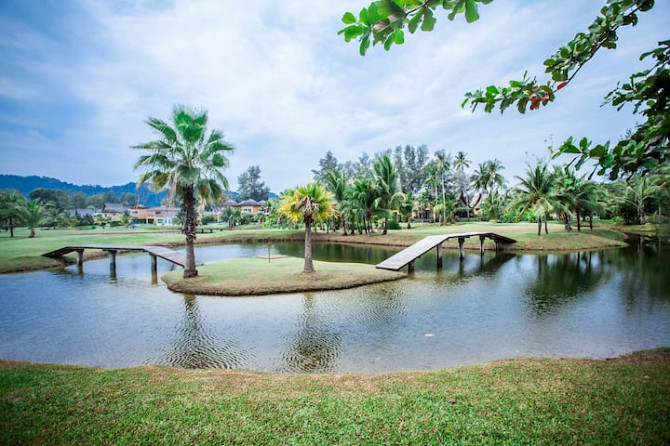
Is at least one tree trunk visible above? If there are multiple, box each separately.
[544,218,549,235]
[182,186,198,278]
[576,209,582,231]
[341,217,347,236]
[29,226,35,238]
[303,219,314,273]
[537,216,542,236]
[9,217,14,238]
[382,217,388,235]
[589,214,593,230]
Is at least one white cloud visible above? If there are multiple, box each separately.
[1,0,668,191]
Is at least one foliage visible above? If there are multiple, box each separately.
[340,1,665,179]
[277,183,334,272]
[237,165,270,201]
[133,105,235,278]
[339,0,493,56]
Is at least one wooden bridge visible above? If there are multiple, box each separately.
[376,232,516,272]
[43,245,198,273]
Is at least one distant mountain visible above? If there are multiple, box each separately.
[0,175,169,207]
[0,174,277,207]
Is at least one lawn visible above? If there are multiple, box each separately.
[1,349,668,445]
[162,256,406,295]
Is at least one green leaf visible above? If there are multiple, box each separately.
[394,29,405,44]
[589,145,607,157]
[421,8,436,31]
[342,12,356,24]
[464,0,479,23]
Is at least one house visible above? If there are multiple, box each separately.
[100,203,129,222]
[221,199,265,215]
[68,208,96,218]
[130,206,179,225]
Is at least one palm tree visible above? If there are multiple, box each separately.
[0,191,23,237]
[373,155,403,235]
[15,198,46,238]
[615,175,661,225]
[278,183,334,273]
[349,179,378,235]
[324,170,348,235]
[133,105,234,278]
[508,163,559,236]
[399,192,415,229]
[453,150,470,173]
[434,150,452,225]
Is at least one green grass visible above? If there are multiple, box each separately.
[1,349,668,445]
[162,257,406,295]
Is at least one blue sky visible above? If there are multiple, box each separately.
[1,0,668,193]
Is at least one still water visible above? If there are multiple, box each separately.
[0,239,668,373]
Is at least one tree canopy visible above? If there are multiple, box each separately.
[339,0,667,179]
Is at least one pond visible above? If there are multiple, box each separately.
[0,238,669,373]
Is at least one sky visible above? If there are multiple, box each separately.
[1,0,668,194]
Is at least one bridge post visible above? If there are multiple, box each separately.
[408,261,415,273]
[106,249,117,279]
[436,243,443,268]
[494,238,499,252]
[150,254,157,274]
[458,237,465,259]
[75,249,84,266]
[479,236,486,256]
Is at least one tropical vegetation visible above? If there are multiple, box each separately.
[133,105,235,278]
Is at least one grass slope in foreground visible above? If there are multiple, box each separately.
[162,256,406,296]
[1,349,668,445]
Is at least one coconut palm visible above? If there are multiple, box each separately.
[373,154,403,235]
[133,105,234,278]
[15,198,46,238]
[434,150,452,225]
[399,192,415,229]
[278,183,334,273]
[508,163,559,236]
[0,191,23,237]
[324,170,348,235]
[348,179,379,234]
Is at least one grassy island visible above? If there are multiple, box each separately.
[1,349,668,445]
[162,256,406,296]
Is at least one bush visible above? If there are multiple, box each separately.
[387,219,401,230]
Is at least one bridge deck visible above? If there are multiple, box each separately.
[43,245,195,267]
[376,232,516,271]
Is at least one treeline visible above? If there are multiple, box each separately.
[264,146,669,235]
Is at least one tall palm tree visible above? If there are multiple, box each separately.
[373,155,403,235]
[434,150,452,225]
[15,198,46,238]
[615,175,661,225]
[278,183,334,273]
[453,150,470,173]
[133,105,234,278]
[508,163,559,236]
[324,170,348,235]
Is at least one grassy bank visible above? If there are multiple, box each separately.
[0,222,630,274]
[162,257,406,296]
[1,349,668,445]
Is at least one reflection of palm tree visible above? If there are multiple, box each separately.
[524,253,606,317]
[281,294,340,373]
[151,294,245,369]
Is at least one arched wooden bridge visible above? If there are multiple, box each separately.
[376,232,516,272]
[43,244,199,273]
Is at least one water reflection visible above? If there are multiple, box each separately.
[280,294,341,372]
[0,240,668,372]
[149,294,248,369]
[524,252,607,318]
